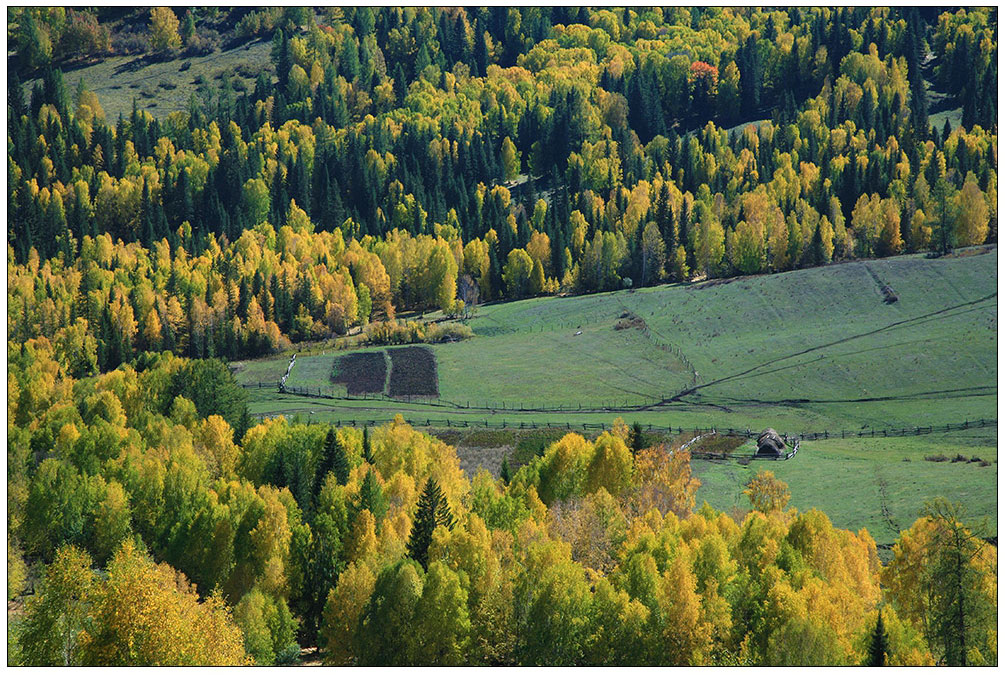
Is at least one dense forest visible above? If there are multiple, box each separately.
[7,341,998,665]
[7,6,997,366]
[6,6,999,667]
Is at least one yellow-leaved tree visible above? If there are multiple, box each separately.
[149,7,181,53]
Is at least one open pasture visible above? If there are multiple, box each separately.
[238,250,997,434]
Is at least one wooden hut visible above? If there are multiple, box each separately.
[756,428,786,457]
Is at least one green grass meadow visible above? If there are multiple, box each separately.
[232,250,998,542]
[27,39,272,122]
[694,428,997,542]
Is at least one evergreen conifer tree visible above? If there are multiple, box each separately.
[317,427,350,494]
[866,610,889,666]
[406,478,455,569]
[630,422,645,455]
[362,426,374,464]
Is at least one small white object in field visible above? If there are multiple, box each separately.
[574,330,582,336]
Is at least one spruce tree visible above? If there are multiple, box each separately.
[319,427,350,487]
[630,422,646,456]
[866,610,889,666]
[362,426,374,464]
[406,478,455,570]
[500,458,511,485]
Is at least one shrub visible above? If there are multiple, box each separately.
[183,32,218,56]
[363,320,425,346]
[112,32,149,55]
[274,643,301,665]
[59,10,110,60]
[425,322,474,343]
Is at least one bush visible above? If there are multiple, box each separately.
[925,454,949,462]
[363,320,425,346]
[58,10,110,60]
[425,322,474,343]
[183,32,218,56]
[112,32,149,55]
[274,643,301,665]
[363,320,472,347]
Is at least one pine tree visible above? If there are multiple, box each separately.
[630,422,645,455]
[406,478,455,570]
[362,426,374,464]
[316,427,350,496]
[500,458,511,485]
[866,610,889,666]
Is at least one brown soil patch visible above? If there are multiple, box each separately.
[387,346,439,397]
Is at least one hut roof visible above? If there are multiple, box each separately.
[756,428,785,455]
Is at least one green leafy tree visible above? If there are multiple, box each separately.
[515,554,592,665]
[169,359,249,440]
[409,561,471,664]
[629,422,645,455]
[317,428,350,493]
[500,458,511,485]
[17,546,96,666]
[357,560,424,665]
[501,137,520,181]
[17,10,53,68]
[180,10,196,47]
[502,248,534,298]
[291,513,343,646]
[362,426,374,464]
[922,500,996,666]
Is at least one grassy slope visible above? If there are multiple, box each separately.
[232,250,997,544]
[27,39,271,122]
[695,428,997,544]
[236,250,997,432]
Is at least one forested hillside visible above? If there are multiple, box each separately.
[7,339,997,665]
[7,7,997,364]
[6,7,998,667]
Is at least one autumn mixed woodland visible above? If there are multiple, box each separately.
[6,7,998,666]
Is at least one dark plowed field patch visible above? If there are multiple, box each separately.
[332,352,387,395]
[387,346,439,397]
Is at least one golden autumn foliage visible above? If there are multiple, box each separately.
[19,542,249,666]
[743,470,791,512]
[5,337,979,666]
